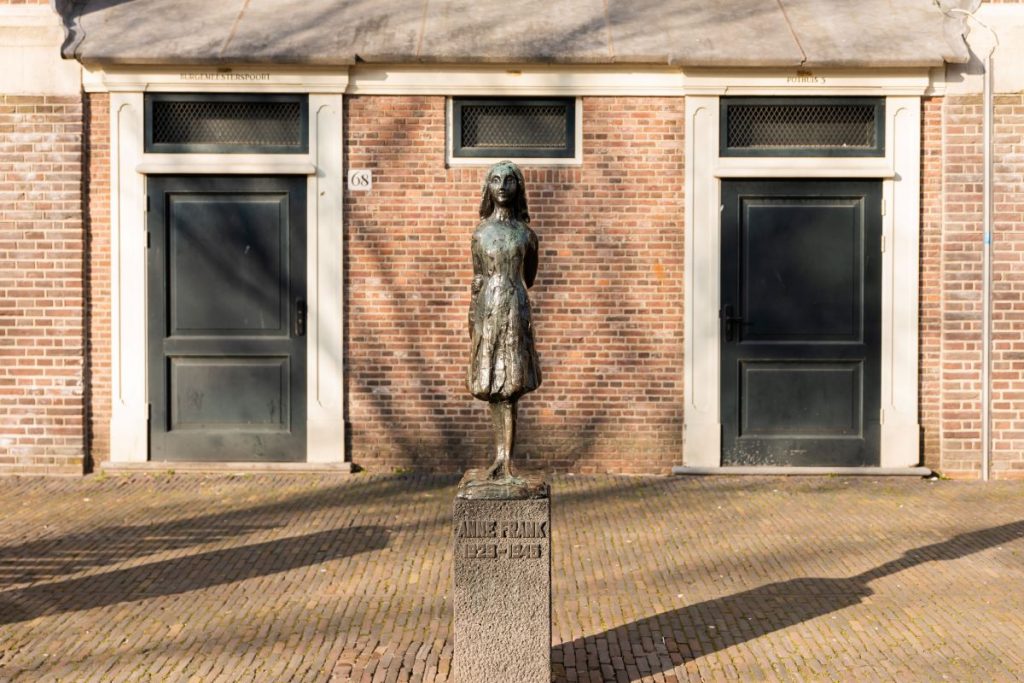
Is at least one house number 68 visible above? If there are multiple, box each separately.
[348,169,373,191]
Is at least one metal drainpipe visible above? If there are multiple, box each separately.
[947,8,998,480]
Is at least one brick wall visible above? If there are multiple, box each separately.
[936,95,985,478]
[75,89,1024,478]
[85,93,110,470]
[920,96,943,472]
[0,95,84,473]
[990,94,1024,479]
[922,94,1024,480]
[344,96,685,474]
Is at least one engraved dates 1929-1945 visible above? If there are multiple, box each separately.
[456,519,547,560]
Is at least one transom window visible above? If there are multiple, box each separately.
[721,97,885,157]
[144,93,309,154]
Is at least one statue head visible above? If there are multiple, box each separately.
[478,160,530,223]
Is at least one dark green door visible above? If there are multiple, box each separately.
[147,176,306,462]
[720,180,881,467]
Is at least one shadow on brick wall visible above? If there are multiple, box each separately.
[342,103,685,474]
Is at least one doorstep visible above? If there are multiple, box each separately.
[672,466,933,476]
[100,461,354,475]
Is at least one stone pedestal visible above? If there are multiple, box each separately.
[453,471,550,683]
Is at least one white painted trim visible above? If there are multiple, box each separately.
[109,92,148,463]
[349,65,929,96]
[348,65,686,96]
[715,158,895,179]
[444,96,584,167]
[880,97,922,467]
[136,157,316,175]
[682,95,921,469]
[925,67,948,97]
[83,64,932,98]
[683,96,722,467]
[306,95,346,464]
[83,66,349,93]
[683,68,932,96]
[107,83,347,466]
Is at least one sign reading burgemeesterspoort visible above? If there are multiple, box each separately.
[179,72,272,82]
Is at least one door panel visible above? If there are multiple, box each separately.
[721,180,881,467]
[742,202,861,341]
[740,361,861,436]
[169,357,290,430]
[148,176,306,462]
[169,195,285,333]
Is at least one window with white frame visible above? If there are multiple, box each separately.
[449,97,579,162]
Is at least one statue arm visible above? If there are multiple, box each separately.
[469,235,484,336]
[524,229,539,288]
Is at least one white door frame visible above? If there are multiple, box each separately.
[683,81,926,469]
[86,67,348,465]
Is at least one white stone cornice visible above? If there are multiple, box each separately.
[82,66,349,93]
[83,64,933,97]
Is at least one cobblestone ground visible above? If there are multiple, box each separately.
[1,474,1023,682]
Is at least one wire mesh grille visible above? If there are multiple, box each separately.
[150,99,304,149]
[726,103,878,151]
[460,103,569,150]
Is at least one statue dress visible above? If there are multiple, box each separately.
[466,217,541,402]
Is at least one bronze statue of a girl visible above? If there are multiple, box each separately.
[466,161,541,484]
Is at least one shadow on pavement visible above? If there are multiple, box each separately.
[0,474,455,585]
[0,525,388,625]
[0,472,672,587]
[0,473,671,631]
[553,518,1024,681]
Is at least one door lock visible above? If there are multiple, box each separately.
[294,298,307,337]
[720,304,744,342]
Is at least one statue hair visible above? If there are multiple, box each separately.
[478,160,530,223]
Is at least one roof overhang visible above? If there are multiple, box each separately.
[58,0,971,70]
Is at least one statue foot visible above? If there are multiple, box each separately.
[485,457,511,480]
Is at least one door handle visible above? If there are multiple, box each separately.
[720,304,743,342]
[294,298,306,337]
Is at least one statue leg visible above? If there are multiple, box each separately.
[486,400,516,479]
[503,400,517,476]
[486,402,506,479]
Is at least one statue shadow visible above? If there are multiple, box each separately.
[0,525,388,626]
[552,518,1024,681]
[0,475,462,626]
[0,475,451,586]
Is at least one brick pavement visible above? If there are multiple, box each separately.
[0,473,1023,682]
